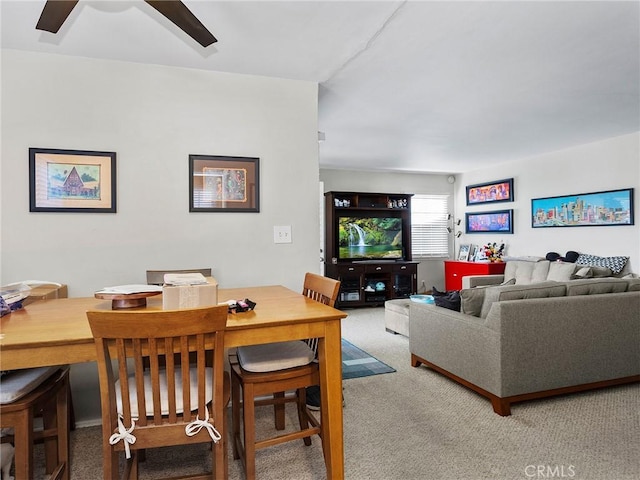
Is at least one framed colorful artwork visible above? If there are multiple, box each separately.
[531,188,634,228]
[466,178,513,206]
[465,209,514,234]
[189,155,260,212]
[29,147,116,213]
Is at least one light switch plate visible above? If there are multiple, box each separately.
[274,225,292,243]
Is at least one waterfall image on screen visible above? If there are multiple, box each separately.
[338,217,403,260]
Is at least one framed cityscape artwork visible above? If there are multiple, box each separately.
[29,147,117,213]
[466,178,513,206]
[189,155,260,212]
[531,188,634,228]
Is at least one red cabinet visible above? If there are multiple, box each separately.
[444,261,506,291]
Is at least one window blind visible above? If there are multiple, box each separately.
[411,194,449,258]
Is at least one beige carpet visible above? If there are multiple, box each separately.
[34,307,639,479]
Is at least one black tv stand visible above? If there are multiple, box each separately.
[325,260,418,307]
[323,191,417,308]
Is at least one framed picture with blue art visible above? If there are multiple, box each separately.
[29,147,117,213]
[531,188,634,228]
[189,154,260,212]
[465,209,514,234]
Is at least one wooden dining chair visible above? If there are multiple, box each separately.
[87,305,229,480]
[145,268,212,285]
[8,280,76,431]
[0,366,71,480]
[229,272,340,480]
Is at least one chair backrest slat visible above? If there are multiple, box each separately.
[164,337,177,423]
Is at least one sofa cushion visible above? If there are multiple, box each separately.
[565,278,629,296]
[547,262,578,282]
[479,281,566,318]
[575,254,629,275]
[503,260,550,284]
[460,279,515,317]
[627,279,640,291]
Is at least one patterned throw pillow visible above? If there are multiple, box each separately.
[575,254,629,275]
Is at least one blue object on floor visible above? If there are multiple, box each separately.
[410,294,434,304]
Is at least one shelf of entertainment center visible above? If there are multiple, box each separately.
[325,261,418,308]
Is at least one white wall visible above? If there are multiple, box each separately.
[1,50,321,292]
[1,50,320,424]
[456,133,640,274]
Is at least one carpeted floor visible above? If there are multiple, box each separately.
[33,307,639,479]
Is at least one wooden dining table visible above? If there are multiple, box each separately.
[0,285,348,479]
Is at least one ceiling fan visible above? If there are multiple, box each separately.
[36,0,217,47]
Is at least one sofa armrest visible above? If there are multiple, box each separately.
[409,303,501,395]
[462,274,505,289]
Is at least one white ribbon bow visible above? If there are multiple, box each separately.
[109,416,137,459]
[185,408,221,443]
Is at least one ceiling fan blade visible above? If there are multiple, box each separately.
[36,0,79,33]
[145,0,217,47]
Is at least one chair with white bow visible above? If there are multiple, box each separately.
[87,305,229,480]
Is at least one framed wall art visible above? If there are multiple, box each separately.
[29,147,116,213]
[466,178,513,206]
[531,188,634,228]
[465,209,514,234]
[189,155,260,212]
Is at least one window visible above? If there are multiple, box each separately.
[411,194,450,258]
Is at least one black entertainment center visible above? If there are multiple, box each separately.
[324,191,418,308]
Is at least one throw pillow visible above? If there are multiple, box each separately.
[575,254,629,275]
[591,266,614,277]
[547,261,578,281]
[460,288,485,317]
[571,266,593,279]
[460,278,515,317]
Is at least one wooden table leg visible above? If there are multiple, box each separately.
[317,319,344,479]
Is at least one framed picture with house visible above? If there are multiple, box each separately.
[29,148,117,213]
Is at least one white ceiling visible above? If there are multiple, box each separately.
[2,1,639,174]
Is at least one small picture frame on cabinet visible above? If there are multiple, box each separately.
[457,244,470,261]
[468,245,477,262]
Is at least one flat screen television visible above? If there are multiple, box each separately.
[338,216,403,261]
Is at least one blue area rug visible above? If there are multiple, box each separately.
[341,339,396,379]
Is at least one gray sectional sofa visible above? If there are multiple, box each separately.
[409,274,640,415]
